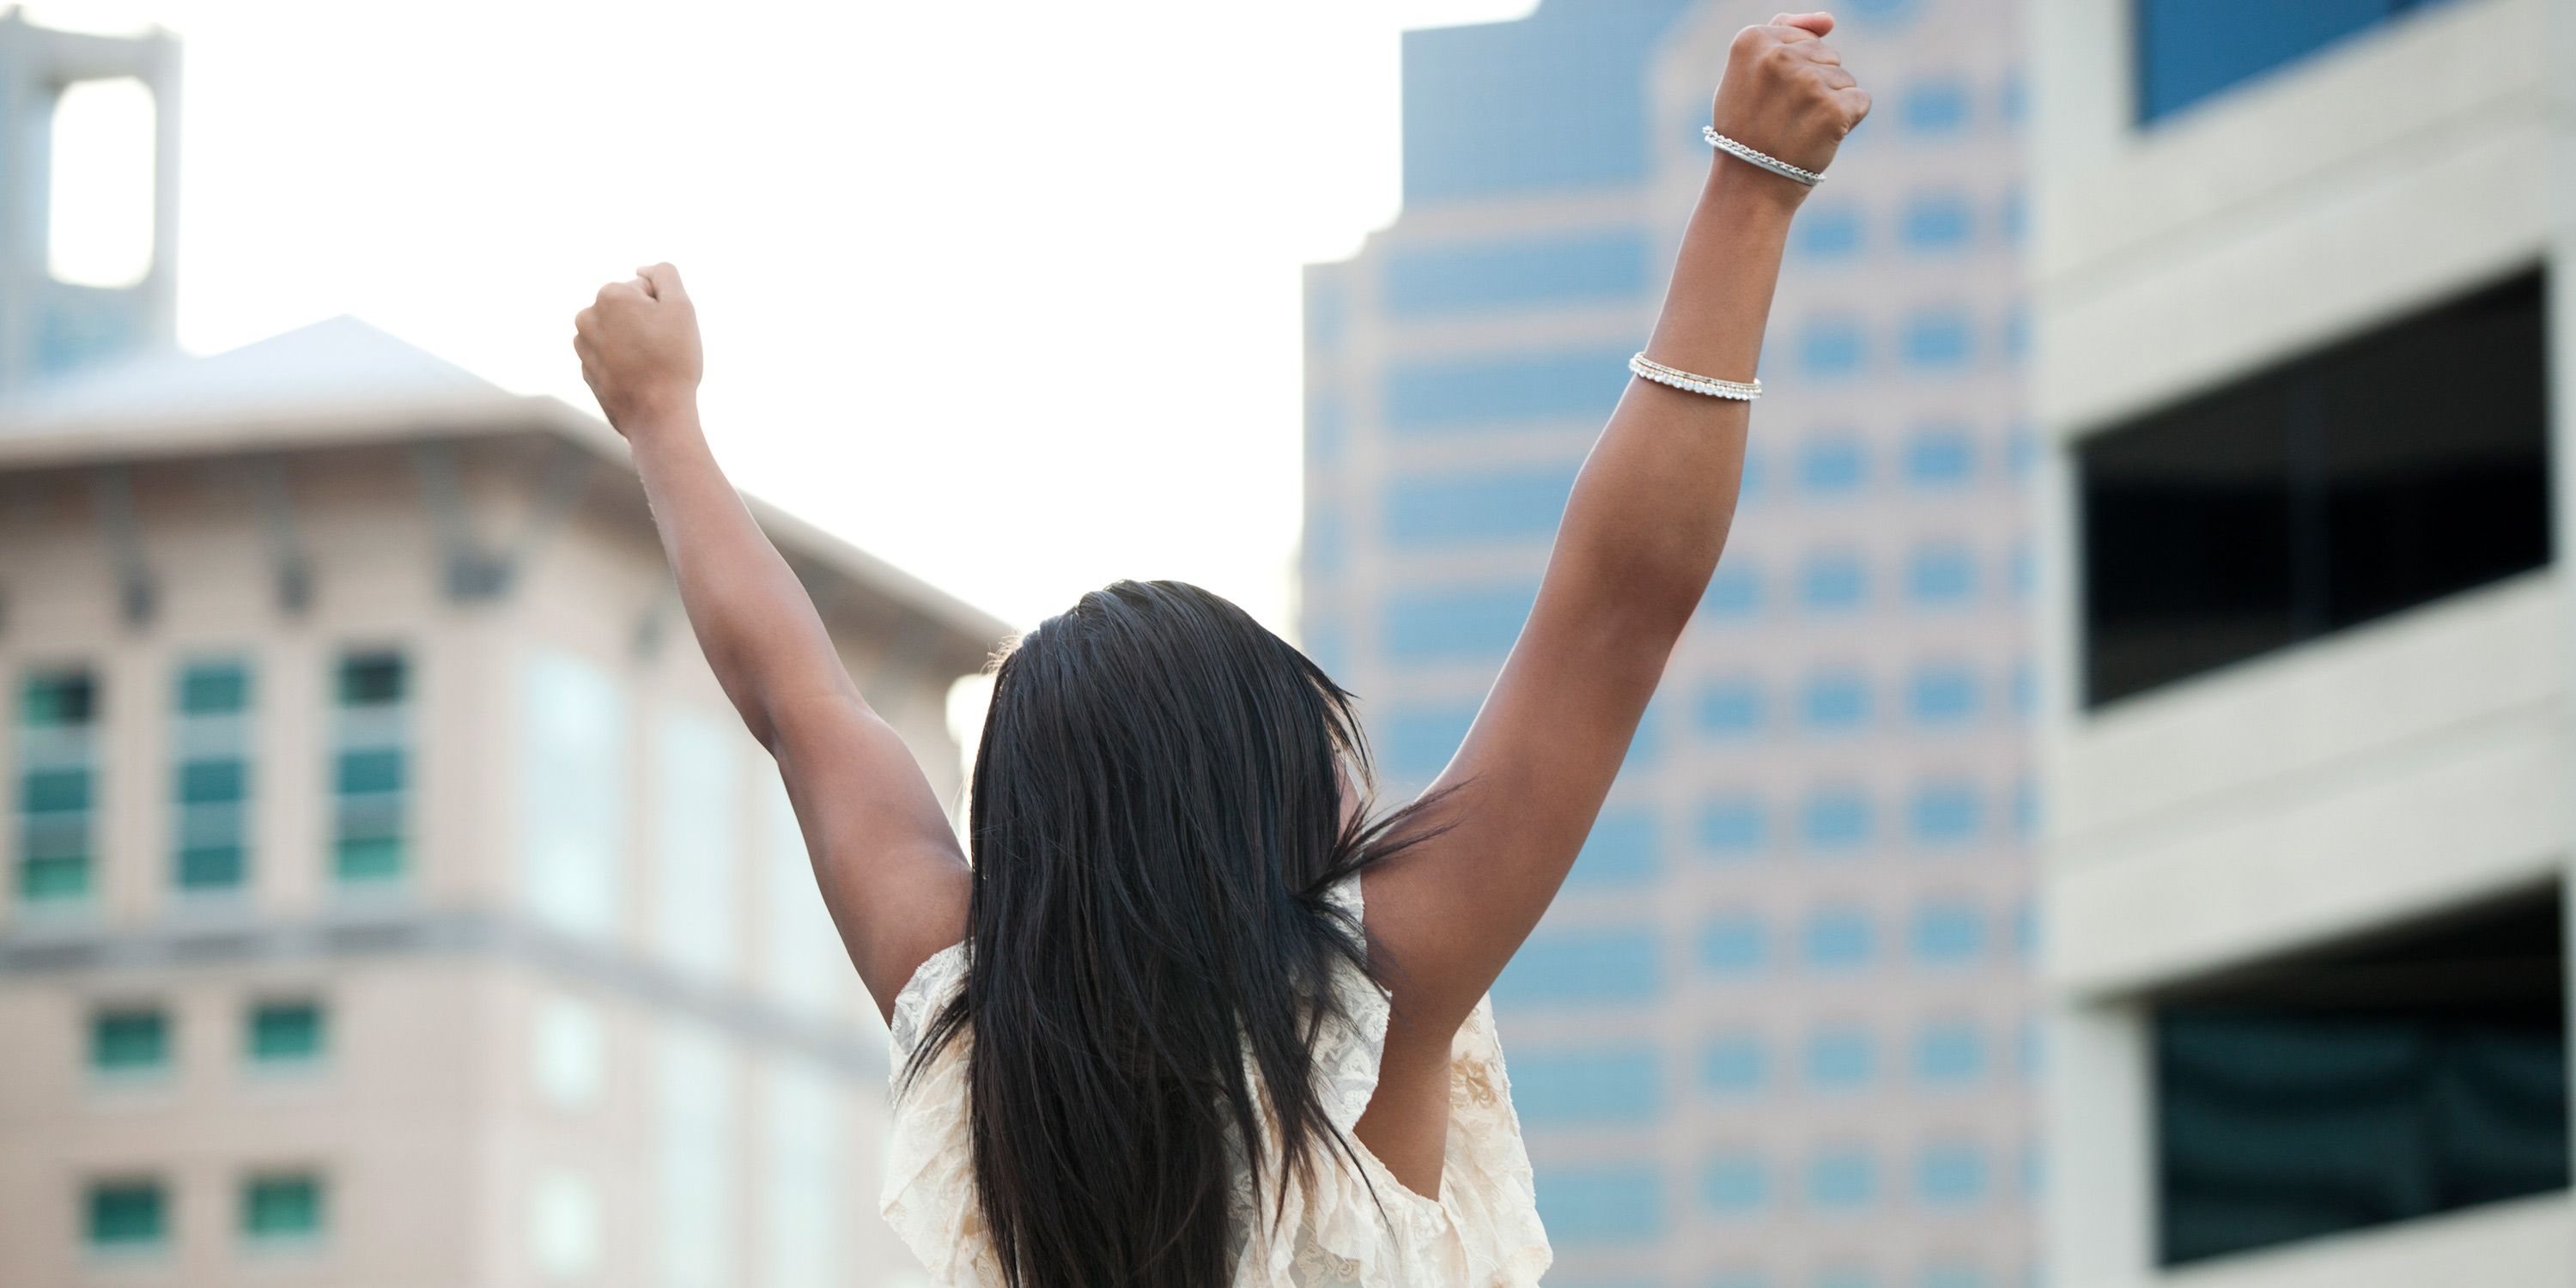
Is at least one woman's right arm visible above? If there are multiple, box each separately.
[1362,14,1868,1033]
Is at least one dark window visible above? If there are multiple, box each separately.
[2081,270,2549,705]
[2136,0,2450,124]
[2155,885,2568,1266]
[336,653,406,708]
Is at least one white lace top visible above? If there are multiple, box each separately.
[879,878,1552,1287]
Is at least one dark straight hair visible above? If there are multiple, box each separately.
[902,580,1446,1288]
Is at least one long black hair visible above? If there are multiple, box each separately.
[902,580,1443,1288]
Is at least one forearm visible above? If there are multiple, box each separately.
[627,403,858,748]
[1552,162,1801,628]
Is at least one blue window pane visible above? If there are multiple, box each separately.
[1917,1141,1989,1206]
[1536,1165,1667,1243]
[2020,1017,2044,1080]
[2014,902,2038,959]
[1384,346,1635,434]
[1799,671,1872,730]
[1800,788,1874,850]
[1900,194,1975,252]
[2007,423,2041,476]
[1799,553,1868,611]
[1805,1026,1877,1089]
[1914,1022,1987,1085]
[1922,1263,1990,1288]
[1911,901,1985,964]
[2135,0,2439,124]
[1798,319,1867,380]
[1794,204,1864,259]
[1801,908,1874,969]
[1902,310,1975,370]
[1496,927,1663,1005]
[1808,1147,1877,1209]
[1739,449,1770,503]
[1512,1047,1663,1123]
[1383,581,1537,663]
[1383,465,1578,546]
[1380,702,1477,784]
[1699,913,1767,975]
[1908,665,1981,725]
[1307,390,1346,468]
[1903,426,1978,487]
[1908,781,1983,845]
[1383,231,1652,317]
[2014,776,2038,837]
[1797,437,1868,494]
[2009,659,2037,720]
[1697,678,1766,738]
[1703,1033,1767,1093]
[1698,794,1767,859]
[2002,306,2028,364]
[1304,505,1345,577]
[1907,545,1978,605]
[1576,808,1661,885]
[1900,79,1971,133]
[1700,565,1763,621]
[1998,189,2026,245]
[1704,1151,1769,1214]
[1402,0,1704,201]
[1304,268,1347,349]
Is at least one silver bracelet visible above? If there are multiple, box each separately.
[1703,126,1823,187]
[1630,352,1761,401]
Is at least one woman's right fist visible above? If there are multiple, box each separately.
[1710,12,1870,189]
[573,263,703,437]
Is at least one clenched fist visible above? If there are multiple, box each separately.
[1711,12,1871,188]
[574,263,702,436]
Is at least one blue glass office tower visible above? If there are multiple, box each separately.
[1301,3,2033,1285]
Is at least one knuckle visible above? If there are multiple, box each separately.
[1729,25,1769,55]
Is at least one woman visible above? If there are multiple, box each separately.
[573,12,1867,1286]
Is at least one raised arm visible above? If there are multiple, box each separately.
[574,265,967,1020]
[1364,15,1868,1030]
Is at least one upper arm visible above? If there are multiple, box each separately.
[765,687,970,1023]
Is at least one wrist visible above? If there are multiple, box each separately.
[623,390,703,441]
[1700,157,1808,221]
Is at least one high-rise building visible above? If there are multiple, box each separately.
[2027,2,2573,1286]
[0,320,1004,1286]
[1302,2,2033,1284]
[0,9,182,393]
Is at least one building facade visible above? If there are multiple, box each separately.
[2027,1,2573,1285]
[0,319,1006,1287]
[1302,2,2034,1284]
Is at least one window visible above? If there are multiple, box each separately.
[1574,809,1660,885]
[1903,426,1978,488]
[1800,671,1872,730]
[1802,908,1875,969]
[1511,1047,1664,1124]
[1795,204,1865,260]
[534,996,605,1109]
[18,669,98,903]
[1806,1026,1877,1090]
[1913,1021,1987,1086]
[87,1180,166,1254]
[1698,678,1766,738]
[247,1000,325,1066]
[1908,781,1982,846]
[1906,544,1979,605]
[241,1173,323,1242]
[2135,0,2449,124]
[1383,580,1537,663]
[1798,319,1867,380]
[1704,1151,1769,1215]
[1798,437,1868,495]
[331,651,410,884]
[1703,1032,1768,1093]
[1382,231,1650,317]
[173,659,252,892]
[1902,310,1975,370]
[1899,79,1971,133]
[1808,1146,1877,1210]
[2156,885,2567,1265]
[1907,664,1981,726]
[1799,552,1868,611]
[1911,901,1986,965]
[1700,913,1768,975]
[657,1025,734,1288]
[2081,271,2548,704]
[1700,564,1764,621]
[1384,464,1578,547]
[1495,927,1662,1005]
[520,651,628,938]
[1698,794,1767,859]
[1900,193,1975,252]
[532,1170,603,1279]
[91,1007,168,1077]
[1380,702,1476,786]
[1800,787,1874,851]
[1383,345,1633,435]
[1534,1165,1666,1243]
[1917,1140,1990,1206]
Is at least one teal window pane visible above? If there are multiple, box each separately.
[1494,927,1663,1006]
[1511,1047,1664,1124]
[242,1175,323,1240]
[87,1182,166,1249]
[1536,1165,1667,1243]
[334,750,404,795]
[21,767,93,814]
[178,758,246,804]
[334,837,405,883]
[336,653,406,708]
[22,671,97,727]
[91,1010,168,1072]
[21,854,90,901]
[179,662,250,715]
[249,1002,325,1063]
[178,845,246,890]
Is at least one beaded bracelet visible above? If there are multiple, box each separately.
[1630,352,1761,401]
[1703,126,1823,187]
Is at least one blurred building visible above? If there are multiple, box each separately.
[0,9,182,393]
[2026,1,2571,1286]
[0,27,1006,1276]
[1302,2,2033,1284]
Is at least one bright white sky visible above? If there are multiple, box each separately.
[34,0,1540,633]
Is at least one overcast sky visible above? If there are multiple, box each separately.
[35,0,1540,633]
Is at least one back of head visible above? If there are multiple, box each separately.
[908,580,1412,1288]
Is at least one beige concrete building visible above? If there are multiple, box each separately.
[2027,0,2573,1285]
[0,317,1008,1287]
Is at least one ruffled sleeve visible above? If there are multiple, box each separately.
[878,943,1004,1287]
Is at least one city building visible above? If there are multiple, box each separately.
[1302,2,2034,1284]
[0,319,1005,1285]
[0,8,182,393]
[2026,1,2572,1286]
